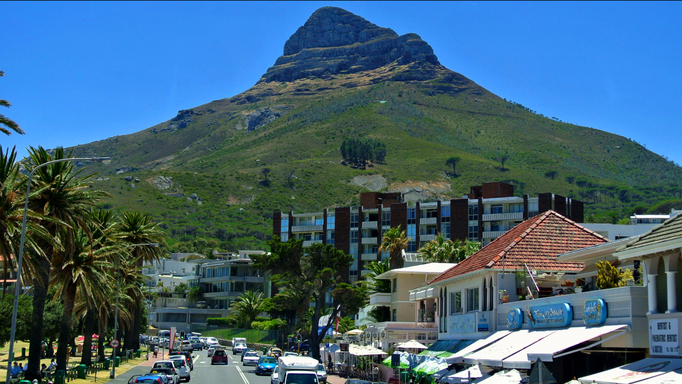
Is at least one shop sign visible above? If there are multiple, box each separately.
[527,303,572,329]
[649,318,679,356]
[449,313,476,334]
[583,299,607,325]
[507,308,523,330]
[478,313,489,332]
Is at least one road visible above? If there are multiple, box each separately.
[110,347,275,384]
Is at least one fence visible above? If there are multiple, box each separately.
[192,326,280,345]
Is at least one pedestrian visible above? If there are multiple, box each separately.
[11,362,20,378]
[327,352,333,373]
[48,358,57,371]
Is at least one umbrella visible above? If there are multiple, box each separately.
[345,329,364,335]
[414,359,449,375]
[442,364,493,384]
[383,351,411,368]
[397,340,429,350]
[473,369,522,384]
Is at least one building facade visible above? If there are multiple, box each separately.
[272,182,583,283]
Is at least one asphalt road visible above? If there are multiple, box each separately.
[110,348,274,384]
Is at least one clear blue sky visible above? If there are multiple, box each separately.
[3,2,682,166]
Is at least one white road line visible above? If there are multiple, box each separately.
[236,366,250,384]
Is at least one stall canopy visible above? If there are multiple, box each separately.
[464,330,555,367]
[472,369,523,384]
[579,358,682,384]
[630,367,682,384]
[441,364,494,384]
[397,340,429,350]
[420,340,461,357]
[502,324,630,369]
[446,331,511,364]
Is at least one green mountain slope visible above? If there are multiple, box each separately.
[69,7,682,251]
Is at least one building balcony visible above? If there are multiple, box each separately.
[361,253,378,261]
[303,239,323,247]
[369,293,392,306]
[292,225,323,233]
[419,234,437,242]
[482,230,506,239]
[420,217,437,225]
[482,212,524,221]
[362,237,378,245]
[362,221,378,229]
[409,287,435,301]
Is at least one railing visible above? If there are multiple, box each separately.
[362,221,377,229]
[420,234,437,242]
[420,217,437,225]
[482,212,524,221]
[369,293,391,306]
[291,225,323,232]
[482,230,506,239]
[361,237,378,244]
[303,240,323,247]
[361,253,378,261]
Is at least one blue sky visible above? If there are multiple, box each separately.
[3,2,682,166]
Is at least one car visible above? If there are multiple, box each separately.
[316,364,327,383]
[241,348,256,361]
[271,366,280,384]
[207,341,221,350]
[291,340,309,352]
[283,352,298,357]
[128,374,164,384]
[199,337,207,348]
[205,337,219,347]
[169,351,194,371]
[242,351,260,366]
[255,356,278,375]
[181,340,193,352]
[267,347,283,358]
[169,358,190,383]
[151,362,180,384]
[211,348,228,365]
[207,347,216,357]
[146,369,173,384]
[233,342,248,355]
[191,340,203,351]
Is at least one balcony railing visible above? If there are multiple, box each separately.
[292,225,323,233]
[482,212,524,221]
[369,293,391,306]
[361,253,378,261]
[303,240,323,247]
[420,234,437,242]
[483,230,506,239]
[362,237,378,245]
[420,217,437,225]
[362,221,378,229]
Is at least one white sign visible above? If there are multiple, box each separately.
[169,326,177,351]
[449,313,476,335]
[649,318,679,356]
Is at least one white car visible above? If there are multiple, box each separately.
[169,357,191,382]
[207,347,216,357]
[271,366,280,384]
[242,351,260,366]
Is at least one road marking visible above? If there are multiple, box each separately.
[236,366,250,384]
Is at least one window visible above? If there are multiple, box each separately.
[407,224,416,238]
[441,206,451,218]
[441,222,451,238]
[491,205,503,214]
[392,309,397,322]
[382,211,391,227]
[468,205,478,221]
[392,278,397,292]
[449,292,462,314]
[467,288,479,312]
[468,225,478,241]
[350,229,359,243]
[407,241,416,252]
[510,203,524,213]
[327,215,335,229]
[315,218,324,225]
[407,208,416,224]
[491,221,502,232]
[351,212,359,228]
[326,230,335,245]
[281,233,289,241]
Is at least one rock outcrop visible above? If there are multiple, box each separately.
[259,7,441,83]
[235,106,290,131]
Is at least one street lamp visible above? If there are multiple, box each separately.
[111,242,159,379]
[5,155,111,384]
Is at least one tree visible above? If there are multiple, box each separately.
[544,170,558,180]
[251,238,368,359]
[498,154,511,171]
[234,290,265,329]
[24,146,107,381]
[0,293,32,347]
[379,226,410,269]
[187,286,203,307]
[363,259,390,293]
[0,71,24,135]
[445,156,460,177]
[417,235,481,263]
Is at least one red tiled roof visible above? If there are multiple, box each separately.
[428,210,607,285]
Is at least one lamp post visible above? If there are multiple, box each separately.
[111,242,159,379]
[5,155,111,384]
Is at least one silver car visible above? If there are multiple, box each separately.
[316,364,327,383]
[242,351,260,366]
[169,357,191,382]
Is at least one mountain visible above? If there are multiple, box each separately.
[69,7,682,251]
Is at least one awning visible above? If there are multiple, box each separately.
[419,340,461,357]
[502,324,630,369]
[446,331,511,364]
[579,358,682,384]
[631,368,682,384]
[464,329,556,367]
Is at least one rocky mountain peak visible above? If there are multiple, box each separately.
[259,7,441,83]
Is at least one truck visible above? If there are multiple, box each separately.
[275,356,320,384]
[232,337,247,347]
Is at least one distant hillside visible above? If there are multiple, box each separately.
[69,7,682,251]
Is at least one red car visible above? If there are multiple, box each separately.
[211,349,228,365]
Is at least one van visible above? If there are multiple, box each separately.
[276,356,319,384]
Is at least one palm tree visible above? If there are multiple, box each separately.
[234,290,265,329]
[24,146,108,381]
[363,259,390,293]
[379,226,410,269]
[50,227,115,371]
[0,71,24,136]
[118,210,165,350]
[418,235,481,263]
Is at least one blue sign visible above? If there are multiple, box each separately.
[478,313,489,332]
[527,303,572,329]
[507,308,523,330]
[583,299,607,325]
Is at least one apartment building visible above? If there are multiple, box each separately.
[272,182,583,282]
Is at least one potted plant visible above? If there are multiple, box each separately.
[561,279,575,287]
[501,294,509,303]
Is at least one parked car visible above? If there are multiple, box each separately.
[211,348,228,365]
[151,362,180,384]
[241,348,256,361]
[290,340,309,352]
[255,356,278,375]
[317,364,327,383]
[242,351,260,366]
